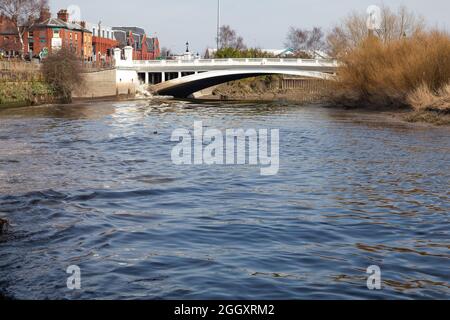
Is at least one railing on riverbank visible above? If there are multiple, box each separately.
[278,77,333,104]
[280,77,332,92]
[81,60,115,73]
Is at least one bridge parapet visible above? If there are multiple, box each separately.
[129,58,338,69]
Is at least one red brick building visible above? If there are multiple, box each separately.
[0,14,22,56]
[1,9,161,62]
[112,27,160,60]
[0,9,92,60]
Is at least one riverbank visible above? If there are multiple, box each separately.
[2,91,448,127]
[207,75,331,103]
[200,76,450,126]
[2,74,448,126]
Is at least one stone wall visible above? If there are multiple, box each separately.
[73,69,137,98]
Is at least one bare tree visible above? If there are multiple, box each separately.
[327,5,425,57]
[379,5,425,42]
[285,27,308,52]
[307,27,325,52]
[234,36,246,50]
[285,26,325,56]
[218,25,247,50]
[0,0,49,58]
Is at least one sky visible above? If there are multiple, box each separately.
[50,0,450,54]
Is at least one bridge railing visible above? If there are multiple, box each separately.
[132,58,338,67]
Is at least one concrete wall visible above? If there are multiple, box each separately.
[73,68,138,98]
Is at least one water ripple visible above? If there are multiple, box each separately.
[0,101,449,299]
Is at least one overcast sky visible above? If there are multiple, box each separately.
[50,0,449,53]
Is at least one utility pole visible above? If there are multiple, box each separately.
[216,0,221,51]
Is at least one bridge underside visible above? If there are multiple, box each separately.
[151,69,334,98]
[156,73,266,98]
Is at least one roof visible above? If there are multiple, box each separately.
[112,27,145,36]
[262,48,295,56]
[35,18,91,33]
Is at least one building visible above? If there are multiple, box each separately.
[112,27,160,60]
[29,9,93,60]
[86,22,118,63]
[1,9,162,62]
[0,9,92,60]
[0,14,21,56]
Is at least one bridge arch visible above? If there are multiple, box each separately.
[150,69,334,98]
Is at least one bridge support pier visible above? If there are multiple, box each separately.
[161,72,165,82]
[145,72,149,85]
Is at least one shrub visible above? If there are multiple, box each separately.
[42,48,84,103]
[215,48,276,59]
[331,31,450,109]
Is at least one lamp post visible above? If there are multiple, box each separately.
[216,0,221,51]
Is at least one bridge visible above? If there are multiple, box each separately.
[114,47,338,98]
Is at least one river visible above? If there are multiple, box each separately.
[0,100,448,299]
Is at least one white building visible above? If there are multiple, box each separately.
[86,22,116,40]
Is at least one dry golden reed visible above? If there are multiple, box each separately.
[331,31,450,109]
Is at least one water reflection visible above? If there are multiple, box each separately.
[0,100,449,299]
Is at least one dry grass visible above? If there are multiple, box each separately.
[331,31,450,110]
[408,83,450,113]
[405,83,450,125]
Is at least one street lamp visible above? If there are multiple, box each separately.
[216,0,221,50]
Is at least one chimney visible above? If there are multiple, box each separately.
[57,9,69,22]
[39,7,51,22]
[80,21,86,29]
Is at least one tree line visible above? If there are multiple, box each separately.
[212,5,425,59]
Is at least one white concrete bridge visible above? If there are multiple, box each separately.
[114,47,338,98]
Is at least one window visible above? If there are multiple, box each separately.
[28,31,34,37]
[75,33,78,41]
